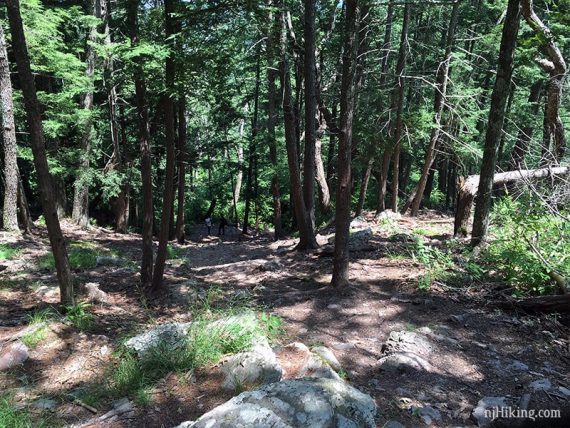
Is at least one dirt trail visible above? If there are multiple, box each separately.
[0,213,569,427]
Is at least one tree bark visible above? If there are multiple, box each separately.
[508,80,543,169]
[175,98,186,244]
[267,0,283,240]
[455,166,569,235]
[355,157,374,217]
[521,0,567,166]
[497,294,570,313]
[127,0,153,288]
[16,172,33,233]
[302,0,318,246]
[280,8,314,250]
[390,3,411,213]
[315,112,331,213]
[151,0,177,291]
[6,0,74,305]
[331,0,359,288]
[471,0,521,245]
[0,26,19,232]
[408,0,460,216]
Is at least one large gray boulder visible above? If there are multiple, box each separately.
[175,377,377,428]
[0,341,29,371]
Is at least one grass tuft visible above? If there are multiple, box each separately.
[0,243,19,261]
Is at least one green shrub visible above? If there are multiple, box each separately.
[482,197,569,295]
[0,394,46,428]
[0,244,19,261]
[64,301,95,331]
[411,237,454,289]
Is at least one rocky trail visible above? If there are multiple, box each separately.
[0,211,569,427]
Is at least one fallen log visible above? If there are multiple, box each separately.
[496,294,570,313]
[453,166,570,235]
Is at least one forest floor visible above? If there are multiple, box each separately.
[0,211,569,427]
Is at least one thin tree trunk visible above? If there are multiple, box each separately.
[471,0,521,245]
[326,103,337,185]
[508,80,543,169]
[243,51,262,235]
[355,157,374,217]
[390,3,411,212]
[127,0,153,288]
[315,112,331,213]
[115,103,130,233]
[151,0,177,291]
[280,8,313,250]
[409,0,460,216]
[16,172,33,233]
[331,0,359,288]
[267,0,283,240]
[175,98,186,243]
[302,0,318,246]
[521,0,567,166]
[0,26,19,232]
[6,0,74,305]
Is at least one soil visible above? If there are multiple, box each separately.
[0,211,568,427]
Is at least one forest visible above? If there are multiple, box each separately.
[0,0,569,426]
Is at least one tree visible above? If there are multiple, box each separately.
[151,0,177,291]
[521,0,567,165]
[302,0,319,248]
[406,0,460,216]
[331,0,360,288]
[471,0,521,245]
[6,0,74,305]
[0,26,19,232]
[175,98,187,244]
[127,0,154,288]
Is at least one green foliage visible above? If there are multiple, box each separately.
[0,244,19,261]
[481,197,570,295]
[21,328,47,349]
[0,394,49,428]
[64,301,95,331]
[38,242,113,271]
[411,237,454,290]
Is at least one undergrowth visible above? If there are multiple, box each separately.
[0,394,51,428]
[38,241,119,271]
[0,243,19,261]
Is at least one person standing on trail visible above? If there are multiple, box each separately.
[205,216,212,236]
[218,215,228,236]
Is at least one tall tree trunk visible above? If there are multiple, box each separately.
[471,0,521,245]
[302,0,318,247]
[115,103,130,233]
[326,103,337,185]
[280,8,313,250]
[175,98,186,243]
[267,0,283,240]
[331,0,359,288]
[17,172,33,233]
[408,0,460,216]
[521,0,567,166]
[127,0,153,288]
[390,3,411,212]
[243,51,262,235]
[6,0,74,304]
[0,26,19,232]
[355,157,373,217]
[151,0,177,291]
[71,0,99,228]
[508,80,543,169]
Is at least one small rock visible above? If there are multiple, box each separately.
[383,421,405,428]
[376,210,401,221]
[411,405,441,425]
[389,233,415,243]
[529,378,551,391]
[100,345,109,356]
[311,346,341,372]
[449,314,468,324]
[506,360,528,372]
[327,303,340,309]
[95,256,123,267]
[84,282,109,304]
[0,341,29,371]
[259,260,282,272]
[332,342,355,351]
[471,397,507,427]
[32,398,57,410]
[558,386,570,397]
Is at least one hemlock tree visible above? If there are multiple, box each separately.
[331,0,360,288]
[0,26,19,232]
[471,0,521,245]
[6,0,74,305]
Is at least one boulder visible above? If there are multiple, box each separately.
[377,330,437,374]
[95,256,123,267]
[350,216,369,229]
[0,341,29,371]
[124,322,191,357]
[259,260,283,272]
[174,377,377,428]
[311,346,342,372]
[221,337,283,390]
[376,210,401,222]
